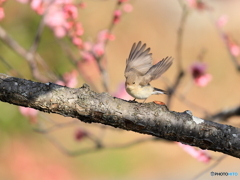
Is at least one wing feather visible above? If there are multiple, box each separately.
[140,56,173,85]
[125,41,152,78]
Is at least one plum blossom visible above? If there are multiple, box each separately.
[186,0,209,11]
[55,70,78,88]
[55,80,65,86]
[224,36,240,57]
[190,62,212,87]
[113,10,122,24]
[78,2,86,9]
[177,142,211,163]
[30,0,46,14]
[19,106,38,123]
[92,42,105,57]
[216,15,228,28]
[118,0,129,3]
[64,3,78,19]
[77,55,100,83]
[122,3,133,13]
[97,29,115,42]
[229,43,240,57]
[74,128,87,141]
[72,36,82,47]
[113,83,132,100]
[63,70,78,88]
[0,7,4,20]
[17,0,83,40]
[0,0,6,21]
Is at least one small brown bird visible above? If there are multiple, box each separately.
[125,41,173,102]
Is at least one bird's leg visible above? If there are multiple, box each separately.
[136,99,147,109]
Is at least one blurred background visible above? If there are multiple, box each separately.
[0,0,240,179]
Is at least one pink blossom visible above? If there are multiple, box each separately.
[186,0,208,11]
[74,128,87,141]
[114,10,122,17]
[53,26,66,38]
[83,41,93,51]
[77,59,100,83]
[64,4,78,19]
[92,42,105,57]
[81,51,95,62]
[30,0,45,15]
[0,7,4,20]
[190,62,212,87]
[79,2,86,9]
[107,33,115,41]
[230,44,240,57]
[55,80,65,86]
[113,10,122,24]
[223,35,240,57]
[118,0,129,3]
[16,0,82,41]
[97,29,115,42]
[19,106,38,123]
[19,106,38,117]
[216,15,228,28]
[72,36,82,46]
[65,21,74,29]
[113,83,132,100]
[97,29,109,42]
[75,22,84,36]
[51,0,73,5]
[44,10,65,28]
[16,0,29,3]
[177,142,211,163]
[123,3,133,13]
[194,74,212,87]
[63,70,78,88]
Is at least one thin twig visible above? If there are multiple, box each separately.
[58,39,99,92]
[210,14,240,71]
[192,155,226,180]
[34,120,79,133]
[0,56,23,77]
[0,25,56,81]
[94,1,124,92]
[167,1,189,107]
[205,105,240,122]
[46,133,156,156]
[175,93,210,116]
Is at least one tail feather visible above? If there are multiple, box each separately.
[153,87,168,95]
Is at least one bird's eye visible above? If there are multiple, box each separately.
[133,82,135,84]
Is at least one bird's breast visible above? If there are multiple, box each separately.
[125,85,153,99]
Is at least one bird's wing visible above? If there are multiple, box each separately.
[140,56,173,85]
[124,41,152,78]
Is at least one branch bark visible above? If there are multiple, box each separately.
[0,73,240,158]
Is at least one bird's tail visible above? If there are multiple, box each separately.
[153,87,168,95]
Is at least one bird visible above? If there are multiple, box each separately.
[124,41,173,103]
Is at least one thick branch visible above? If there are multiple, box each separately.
[0,73,240,158]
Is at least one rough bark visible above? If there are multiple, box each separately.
[0,73,240,158]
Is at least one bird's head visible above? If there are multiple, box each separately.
[125,74,141,89]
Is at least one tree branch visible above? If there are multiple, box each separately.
[0,73,240,158]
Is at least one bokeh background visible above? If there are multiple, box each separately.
[0,0,240,179]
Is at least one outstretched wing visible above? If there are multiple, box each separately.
[140,56,173,85]
[124,41,152,78]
